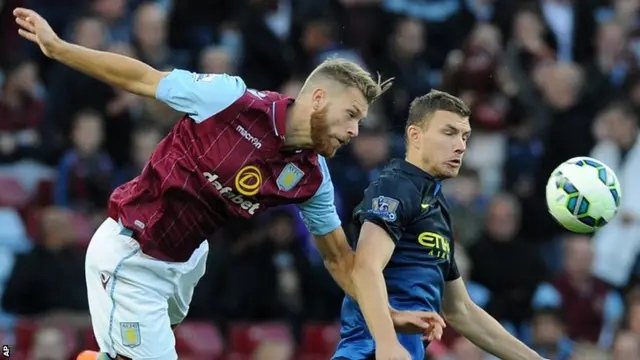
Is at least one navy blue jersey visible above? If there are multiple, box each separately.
[333,159,460,360]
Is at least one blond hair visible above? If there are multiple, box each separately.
[305,58,393,104]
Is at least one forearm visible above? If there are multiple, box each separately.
[48,40,161,97]
[323,255,399,315]
[352,265,397,342]
[447,303,541,360]
[322,253,357,299]
[314,230,397,312]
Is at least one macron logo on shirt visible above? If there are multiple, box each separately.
[236,125,262,149]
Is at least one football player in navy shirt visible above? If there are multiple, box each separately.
[334,91,548,360]
[14,7,445,360]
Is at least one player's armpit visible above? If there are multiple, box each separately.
[313,227,357,299]
[49,40,165,98]
[442,278,544,360]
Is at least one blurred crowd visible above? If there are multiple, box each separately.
[1,0,640,359]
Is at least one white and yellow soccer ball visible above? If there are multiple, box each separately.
[545,156,622,233]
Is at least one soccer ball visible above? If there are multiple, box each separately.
[545,156,622,233]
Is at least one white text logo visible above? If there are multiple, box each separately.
[204,172,260,215]
[235,125,262,149]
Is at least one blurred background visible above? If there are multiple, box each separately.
[0,0,640,359]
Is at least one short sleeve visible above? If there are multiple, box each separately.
[155,70,247,122]
[354,175,417,243]
[446,254,461,282]
[296,156,341,236]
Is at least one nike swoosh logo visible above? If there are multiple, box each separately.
[421,204,429,209]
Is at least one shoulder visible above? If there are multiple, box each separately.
[369,170,421,201]
[361,171,420,217]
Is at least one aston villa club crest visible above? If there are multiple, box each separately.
[120,322,141,348]
[277,163,304,191]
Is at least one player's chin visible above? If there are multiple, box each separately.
[319,146,338,158]
[439,163,461,178]
[315,141,340,158]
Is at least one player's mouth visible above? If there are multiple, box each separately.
[446,159,462,167]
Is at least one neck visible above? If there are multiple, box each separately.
[619,132,637,150]
[405,150,436,177]
[283,103,313,149]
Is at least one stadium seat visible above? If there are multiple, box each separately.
[6,351,25,360]
[15,321,77,356]
[0,207,31,253]
[23,208,41,241]
[33,179,55,206]
[0,177,29,208]
[227,322,293,356]
[174,322,224,359]
[299,322,340,358]
[14,320,38,353]
[81,327,99,351]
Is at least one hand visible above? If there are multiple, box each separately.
[375,340,411,360]
[14,7,62,58]
[391,310,446,340]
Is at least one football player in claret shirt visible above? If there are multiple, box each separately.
[14,7,446,360]
[334,91,548,360]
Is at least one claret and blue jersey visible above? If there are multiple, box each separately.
[108,70,341,262]
[333,159,460,360]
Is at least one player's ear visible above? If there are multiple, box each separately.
[406,125,421,147]
[311,88,327,111]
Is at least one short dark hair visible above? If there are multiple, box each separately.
[603,101,638,125]
[406,90,471,131]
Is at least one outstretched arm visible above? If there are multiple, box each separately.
[442,278,545,360]
[15,7,249,123]
[14,7,164,97]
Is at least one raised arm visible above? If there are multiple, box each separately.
[15,8,249,122]
[14,8,163,97]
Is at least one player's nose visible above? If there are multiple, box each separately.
[456,135,467,152]
[347,124,359,138]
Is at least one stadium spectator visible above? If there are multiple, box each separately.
[591,103,640,287]
[1,207,87,316]
[54,109,115,215]
[532,234,624,344]
[529,307,574,360]
[469,193,548,329]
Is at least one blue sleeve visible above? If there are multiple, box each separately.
[353,174,417,243]
[155,70,247,122]
[54,152,74,208]
[296,156,341,236]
